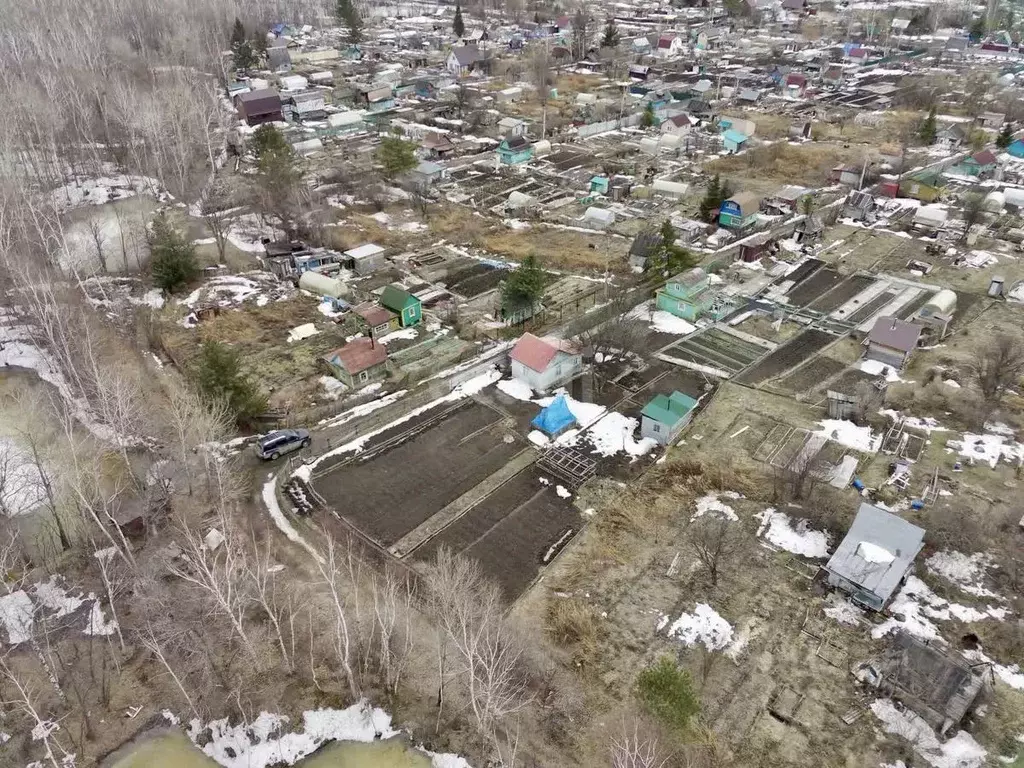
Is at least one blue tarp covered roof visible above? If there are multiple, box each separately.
[531,395,577,436]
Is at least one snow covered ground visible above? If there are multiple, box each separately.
[49,171,166,212]
[754,507,830,558]
[660,603,734,651]
[627,301,697,335]
[815,419,881,453]
[870,699,987,768]
[691,492,741,522]
[0,575,117,645]
[871,576,1008,641]
[859,359,905,383]
[946,431,1024,468]
[925,551,999,599]
[186,700,471,768]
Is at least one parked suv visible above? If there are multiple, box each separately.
[255,429,311,460]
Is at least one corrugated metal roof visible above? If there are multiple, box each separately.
[824,503,924,604]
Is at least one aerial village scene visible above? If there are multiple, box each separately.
[3,0,1024,766]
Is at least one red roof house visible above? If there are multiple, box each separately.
[324,338,388,387]
[508,333,583,393]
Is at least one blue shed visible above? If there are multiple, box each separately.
[1008,139,1024,158]
[723,129,749,154]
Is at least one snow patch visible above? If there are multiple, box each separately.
[664,603,734,651]
[628,302,697,335]
[872,576,1008,641]
[286,323,319,343]
[691,492,740,522]
[870,698,986,768]
[755,508,830,558]
[555,485,572,499]
[816,419,881,453]
[926,551,999,598]
[378,327,419,344]
[947,431,1024,468]
[824,594,863,626]
[496,378,535,402]
[859,358,905,382]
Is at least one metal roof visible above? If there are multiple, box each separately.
[824,503,925,604]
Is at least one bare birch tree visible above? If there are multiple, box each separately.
[312,530,360,700]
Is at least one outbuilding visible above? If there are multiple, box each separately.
[823,502,925,610]
[345,243,386,275]
[379,285,422,328]
[865,315,922,369]
[640,391,698,444]
[323,338,388,389]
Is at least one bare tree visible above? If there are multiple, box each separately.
[312,530,360,700]
[427,546,532,762]
[202,180,234,263]
[0,656,72,768]
[609,717,670,768]
[687,516,746,587]
[245,531,294,670]
[167,518,259,663]
[85,217,109,273]
[852,380,885,425]
[571,6,591,61]
[961,192,986,240]
[969,334,1024,404]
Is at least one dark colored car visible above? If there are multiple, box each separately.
[255,429,311,460]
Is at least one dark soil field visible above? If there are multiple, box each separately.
[828,367,878,395]
[662,329,766,375]
[846,290,897,324]
[786,268,843,307]
[446,263,508,297]
[774,355,848,395]
[412,467,580,600]
[737,329,838,385]
[312,401,524,546]
[807,274,874,314]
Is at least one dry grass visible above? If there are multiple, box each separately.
[972,687,1024,761]
[545,598,604,668]
[706,142,866,187]
[481,227,627,273]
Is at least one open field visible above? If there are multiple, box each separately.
[705,142,866,187]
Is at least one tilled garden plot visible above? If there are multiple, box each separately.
[807,275,875,314]
[312,401,524,547]
[737,329,838,385]
[661,328,767,376]
[412,467,580,600]
[786,268,844,308]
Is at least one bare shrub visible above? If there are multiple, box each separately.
[969,334,1024,405]
[687,515,747,587]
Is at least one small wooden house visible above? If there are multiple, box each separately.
[379,285,422,328]
[640,391,698,444]
[323,338,388,388]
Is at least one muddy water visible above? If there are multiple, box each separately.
[107,732,432,768]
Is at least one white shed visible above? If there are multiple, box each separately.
[292,138,324,155]
[298,271,348,299]
[533,139,552,156]
[1004,187,1024,208]
[583,207,615,230]
[328,111,366,131]
[309,71,334,85]
[983,190,1005,213]
[913,205,948,230]
[639,137,660,155]
[280,74,309,91]
[652,179,689,199]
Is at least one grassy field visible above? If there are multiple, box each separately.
[706,142,867,187]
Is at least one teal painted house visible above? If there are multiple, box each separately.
[950,149,998,178]
[640,391,698,444]
[497,135,534,165]
[722,129,749,154]
[719,192,761,229]
[655,268,734,322]
[1008,139,1024,158]
[380,285,422,327]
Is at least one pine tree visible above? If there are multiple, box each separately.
[230,18,246,48]
[601,17,620,47]
[970,16,986,41]
[699,175,723,222]
[919,106,937,145]
[453,3,465,38]
[641,101,656,128]
[997,122,1014,149]
[336,0,363,43]
[501,254,546,317]
[149,214,199,294]
[376,136,418,180]
[654,220,696,273]
[193,340,268,426]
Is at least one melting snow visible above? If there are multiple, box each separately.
[870,699,987,768]
[755,508,830,558]
[555,485,572,499]
[926,551,999,598]
[963,648,1024,690]
[378,327,419,344]
[856,541,895,564]
[816,419,881,453]
[628,302,696,335]
[496,378,535,401]
[0,590,35,644]
[691,492,741,522]
[872,576,1008,641]
[83,600,118,637]
[859,358,904,382]
[664,603,734,651]
[947,432,1024,468]
[286,323,319,343]
[823,594,863,626]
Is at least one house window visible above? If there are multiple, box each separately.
[652,423,661,433]
[359,371,369,383]
[374,323,388,335]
